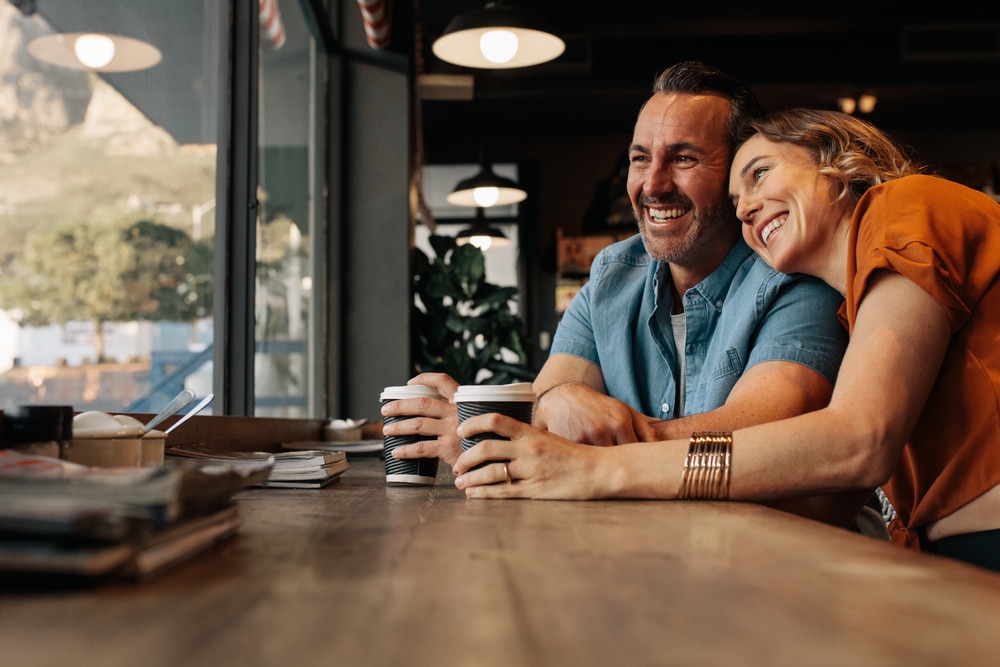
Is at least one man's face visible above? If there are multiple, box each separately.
[626,93,737,267]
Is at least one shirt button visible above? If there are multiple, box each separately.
[661,403,670,413]
[716,300,724,308]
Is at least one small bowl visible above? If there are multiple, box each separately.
[323,418,367,442]
[141,428,167,466]
[64,411,144,467]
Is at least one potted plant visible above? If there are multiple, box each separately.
[411,234,534,385]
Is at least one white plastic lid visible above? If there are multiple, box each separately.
[380,385,444,401]
[453,382,535,402]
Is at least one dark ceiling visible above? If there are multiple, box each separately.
[410,3,1000,157]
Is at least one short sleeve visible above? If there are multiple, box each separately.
[846,176,1000,333]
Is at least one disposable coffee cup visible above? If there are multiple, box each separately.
[380,385,444,485]
[454,383,535,467]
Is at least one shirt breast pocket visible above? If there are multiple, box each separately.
[711,348,744,380]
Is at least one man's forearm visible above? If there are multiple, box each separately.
[532,354,606,397]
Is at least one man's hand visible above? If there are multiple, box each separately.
[533,382,659,446]
[380,373,463,466]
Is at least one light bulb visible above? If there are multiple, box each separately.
[473,186,500,208]
[480,30,518,64]
[469,235,493,251]
[837,97,856,115]
[858,94,877,114]
[74,34,116,68]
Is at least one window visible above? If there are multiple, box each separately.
[0,0,329,418]
[418,163,521,294]
[0,0,223,412]
[255,0,324,417]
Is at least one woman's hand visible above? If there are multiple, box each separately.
[452,413,612,499]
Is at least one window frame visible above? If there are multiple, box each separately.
[213,0,260,416]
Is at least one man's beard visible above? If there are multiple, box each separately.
[636,195,735,265]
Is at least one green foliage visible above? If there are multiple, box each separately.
[122,220,214,321]
[0,215,213,361]
[412,234,535,385]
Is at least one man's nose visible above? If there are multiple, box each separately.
[643,163,676,196]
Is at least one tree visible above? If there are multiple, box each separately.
[0,216,212,362]
[123,220,214,322]
[411,234,534,385]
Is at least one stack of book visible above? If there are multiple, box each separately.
[262,450,349,489]
[0,449,271,580]
[281,439,383,456]
[166,444,349,489]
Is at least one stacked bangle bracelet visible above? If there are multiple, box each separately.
[678,431,732,500]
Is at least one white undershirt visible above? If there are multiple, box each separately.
[670,312,686,417]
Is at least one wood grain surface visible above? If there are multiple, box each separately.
[3,457,1000,667]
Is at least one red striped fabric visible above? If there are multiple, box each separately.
[357,0,390,49]
[258,0,286,50]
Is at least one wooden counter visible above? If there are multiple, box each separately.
[3,457,1000,666]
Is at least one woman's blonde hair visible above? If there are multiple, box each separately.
[737,108,925,202]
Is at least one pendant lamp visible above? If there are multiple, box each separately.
[455,208,510,251]
[27,32,162,72]
[446,160,527,208]
[432,2,565,69]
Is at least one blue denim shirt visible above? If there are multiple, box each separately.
[551,234,848,418]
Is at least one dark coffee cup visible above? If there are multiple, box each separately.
[454,383,535,467]
[380,385,444,485]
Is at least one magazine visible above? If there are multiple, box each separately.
[0,449,181,524]
[0,450,265,579]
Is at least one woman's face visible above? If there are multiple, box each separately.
[729,134,849,277]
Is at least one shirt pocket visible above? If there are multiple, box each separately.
[711,348,744,380]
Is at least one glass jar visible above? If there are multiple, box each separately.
[2,405,73,459]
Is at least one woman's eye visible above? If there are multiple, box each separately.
[753,167,767,182]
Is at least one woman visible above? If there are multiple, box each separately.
[452,108,1000,571]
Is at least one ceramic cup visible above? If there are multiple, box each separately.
[454,382,535,469]
[380,385,444,485]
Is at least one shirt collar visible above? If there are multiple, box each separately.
[655,237,755,308]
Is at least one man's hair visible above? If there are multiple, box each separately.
[649,61,764,154]
[737,107,925,202]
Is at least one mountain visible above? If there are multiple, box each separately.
[0,3,216,260]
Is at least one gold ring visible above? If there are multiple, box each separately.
[503,462,513,484]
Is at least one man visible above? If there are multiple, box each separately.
[385,63,849,515]
[530,61,847,447]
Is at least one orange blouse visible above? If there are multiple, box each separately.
[840,175,1000,551]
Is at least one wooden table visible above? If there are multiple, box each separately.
[3,457,1000,667]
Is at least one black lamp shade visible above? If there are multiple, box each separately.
[432,2,565,69]
[455,223,509,250]
[446,163,527,208]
